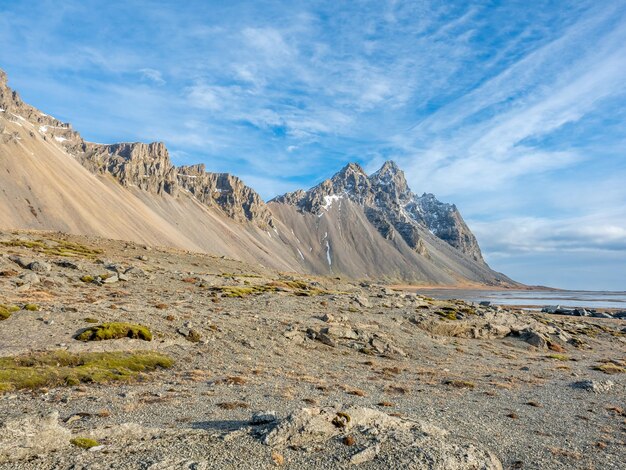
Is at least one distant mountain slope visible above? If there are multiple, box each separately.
[0,68,517,286]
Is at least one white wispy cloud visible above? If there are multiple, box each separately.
[139,68,165,86]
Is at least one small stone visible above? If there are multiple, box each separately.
[271,451,285,466]
[251,411,277,425]
[316,332,336,347]
[353,295,371,308]
[101,273,119,284]
[17,272,40,286]
[27,261,51,272]
[591,312,613,319]
[350,444,380,465]
[520,330,547,348]
[55,260,80,270]
[572,380,615,394]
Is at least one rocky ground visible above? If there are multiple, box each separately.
[0,230,624,469]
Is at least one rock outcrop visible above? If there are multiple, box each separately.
[177,164,273,227]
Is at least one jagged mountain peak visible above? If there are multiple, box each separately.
[370,160,410,200]
[373,160,401,175]
[338,161,366,175]
[271,159,485,263]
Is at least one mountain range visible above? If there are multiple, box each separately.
[0,68,516,286]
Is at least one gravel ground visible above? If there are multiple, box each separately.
[0,230,624,469]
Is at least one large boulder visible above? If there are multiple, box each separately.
[261,406,502,469]
[0,412,71,463]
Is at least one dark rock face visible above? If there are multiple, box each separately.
[78,142,179,196]
[177,165,273,228]
[272,160,484,262]
[414,193,484,263]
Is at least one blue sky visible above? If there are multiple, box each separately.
[1,0,625,290]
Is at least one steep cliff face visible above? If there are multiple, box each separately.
[272,160,484,263]
[77,142,180,196]
[177,165,273,228]
[414,193,483,263]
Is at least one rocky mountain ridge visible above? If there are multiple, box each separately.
[273,161,484,263]
[0,70,273,228]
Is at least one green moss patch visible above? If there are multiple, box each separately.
[70,437,99,449]
[75,322,152,341]
[547,354,569,361]
[0,304,20,321]
[1,238,103,259]
[211,279,333,298]
[0,350,173,392]
[436,310,458,321]
[23,303,39,312]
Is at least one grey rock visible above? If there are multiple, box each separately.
[353,295,371,308]
[17,271,40,285]
[520,329,547,349]
[8,255,30,268]
[321,313,335,322]
[54,260,80,270]
[541,305,560,313]
[322,325,359,340]
[125,266,147,277]
[27,260,51,272]
[250,411,278,425]
[262,406,501,469]
[572,380,615,393]
[350,444,381,465]
[591,312,613,319]
[283,330,305,344]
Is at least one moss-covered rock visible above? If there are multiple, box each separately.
[0,304,20,321]
[75,322,152,341]
[23,303,39,312]
[70,437,99,449]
